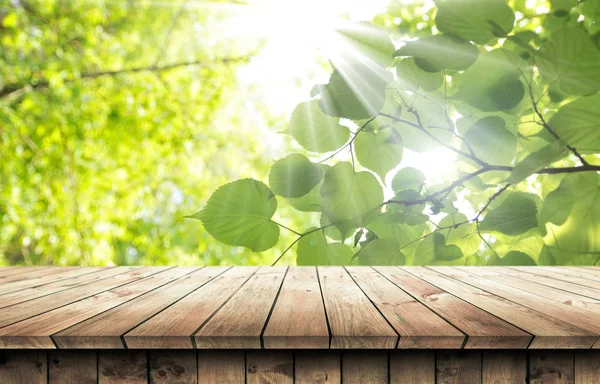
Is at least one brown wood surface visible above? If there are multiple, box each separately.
[0,351,47,384]
[149,350,197,384]
[437,351,482,384]
[0,267,105,295]
[262,267,329,349]
[390,350,435,384]
[295,351,341,384]
[482,351,526,384]
[319,267,398,349]
[99,350,147,384]
[529,351,574,384]
[575,350,600,384]
[49,351,96,384]
[197,351,245,384]
[247,351,293,384]
[342,351,388,384]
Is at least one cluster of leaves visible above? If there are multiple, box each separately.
[195,0,600,266]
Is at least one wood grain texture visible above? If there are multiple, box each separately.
[49,350,96,384]
[54,267,227,348]
[99,350,147,384]
[262,267,329,349]
[195,267,287,349]
[247,351,293,384]
[390,350,434,384]
[0,266,60,286]
[149,350,197,384]
[380,267,531,349]
[0,351,46,384]
[529,351,574,384]
[516,267,600,290]
[197,351,244,384]
[575,350,600,384]
[436,350,481,384]
[295,351,341,384]
[319,267,397,349]
[0,267,104,295]
[482,351,526,384]
[125,267,257,349]
[342,351,388,384]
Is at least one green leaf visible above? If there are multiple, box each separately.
[286,164,330,212]
[435,0,515,44]
[537,27,600,95]
[191,179,279,252]
[269,154,323,198]
[287,100,350,153]
[391,167,426,193]
[499,250,537,265]
[319,63,392,120]
[548,94,600,153]
[394,35,479,72]
[508,141,568,184]
[336,22,395,67]
[296,229,353,266]
[463,116,517,165]
[540,173,599,226]
[355,238,405,265]
[355,128,403,179]
[395,58,444,91]
[415,233,464,264]
[480,192,538,236]
[455,50,525,112]
[439,213,480,256]
[321,162,384,237]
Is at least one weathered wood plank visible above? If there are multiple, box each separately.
[482,351,526,384]
[436,351,481,384]
[149,350,197,384]
[319,267,397,349]
[49,350,96,384]
[54,267,227,348]
[348,267,465,349]
[0,266,29,278]
[295,351,341,384]
[411,267,596,348]
[575,351,600,384]
[197,351,244,384]
[390,350,434,384]
[99,350,147,384]
[529,351,574,384]
[379,267,531,348]
[125,267,257,349]
[0,266,57,285]
[263,267,329,349]
[247,351,293,384]
[342,351,388,384]
[0,351,47,384]
[0,267,106,295]
[195,267,287,349]
[521,267,600,290]
[0,267,195,348]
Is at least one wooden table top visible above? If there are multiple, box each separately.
[0,266,599,350]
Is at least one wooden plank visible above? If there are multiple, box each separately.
[348,267,464,349]
[318,267,397,349]
[262,266,329,349]
[482,351,526,384]
[99,350,147,384]
[378,267,531,349]
[0,266,139,308]
[247,351,293,384]
[342,351,388,384]
[295,351,341,384]
[125,267,257,348]
[0,267,105,295]
[522,267,600,290]
[54,267,227,348]
[0,267,195,348]
[197,351,244,384]
[0,351,47,384]
[0,266,56,285]
[0,266,29,278]
[436,351,481,384]
[0,267,159,328]
[149,350,197,384]
[529,351,574,384]
[410,267,597,348]
[194,267,287,349]
[575,350,600,384]
[390,350,434,384]
[49,350,97,384]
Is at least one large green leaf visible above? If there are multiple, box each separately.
[320,162,384,237]
[455,50,525,112]
[395,58,444,91]
[439,213,480,255]
[355,128,403,179]
[508,141,568,184]
[548,94,600,153]
[394,34,479,72]
[415,233,464,265]
[296,229,353,266]
[269,154,323,198]
[286,164,330,212]
[287,100,350,153]
[537,27,600,95]
[498,250,537,265]
[435,0,515,44]
[391,167,426,193]
[355,238,405,265]
[480,192,538,236]
[336,22,395,67]
[463,116,517,165]
[191,179,279,252]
